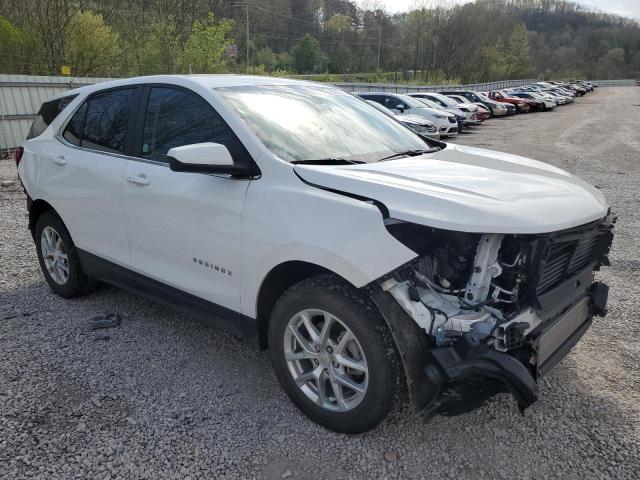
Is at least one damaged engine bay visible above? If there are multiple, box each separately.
[374,215,615,416]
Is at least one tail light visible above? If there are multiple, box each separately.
[14,146,24,167]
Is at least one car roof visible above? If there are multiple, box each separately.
[48,74,325,101]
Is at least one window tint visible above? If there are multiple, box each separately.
[62,102,88,146]
[141,87,243,163]
[361,95,384,105]
[382,96,396,108]
[27,95,77,139]
[82,89,135,154]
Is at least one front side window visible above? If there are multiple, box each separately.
[27,95,77,139]
[383,96,404,109]
[81,88,136,154]
[141,87,244,163]
[217,85,427,163]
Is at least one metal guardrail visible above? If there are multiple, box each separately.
[334,79,537,93]
[589,79,636,87]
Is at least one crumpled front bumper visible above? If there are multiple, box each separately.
[369,278,609,419]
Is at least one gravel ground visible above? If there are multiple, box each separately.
[1,86,639,480]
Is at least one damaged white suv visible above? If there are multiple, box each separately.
[17,75,614,433]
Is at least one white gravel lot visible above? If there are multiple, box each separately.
[1,86,639,480]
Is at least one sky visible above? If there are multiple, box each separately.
[369,0,640,20]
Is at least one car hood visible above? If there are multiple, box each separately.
[294,144,608,234]
[458,103,478,112]
[446,107,465,117]
[414,107,455,118]
[397,113,434,126]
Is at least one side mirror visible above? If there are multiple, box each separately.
[396,104,405,113]
[168,143,251,176]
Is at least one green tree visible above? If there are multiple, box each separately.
[503,23,532,78]
[254,46,277,71]
[292,34,325,73]
[182,12,234,73]
[64,11,120,76]
[0,16,29,73]
[326,14,352,35]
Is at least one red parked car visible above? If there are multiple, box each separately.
[488,91,530,113]
[474,105,491,121]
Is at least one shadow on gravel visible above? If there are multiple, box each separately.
[2,280,639,479]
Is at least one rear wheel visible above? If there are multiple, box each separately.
[268,275,402,434]
[35,211,96,298]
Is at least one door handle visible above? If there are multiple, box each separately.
[127,174,150,186]
[52,155,66,166]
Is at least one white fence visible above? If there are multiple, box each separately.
[0,74,114,158]
[1,75,636,156]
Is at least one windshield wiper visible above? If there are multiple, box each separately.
[291,158,364,165]
[377,148,437,162]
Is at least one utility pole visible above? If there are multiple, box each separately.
[377,27,382,71]
[246,5,249,73]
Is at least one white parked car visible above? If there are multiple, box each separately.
[365,100,440,140]
[544,91,572,104]
[357,92,459,137]
[16,75,614,433]
[447,94,492,117]
[407,92,481,126]
[527,92,557,109]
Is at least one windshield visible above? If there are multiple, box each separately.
[428,93,458,107]
[395,95,431,109]
[412,96,445,110]
[217,85,428,163]
[475,92,490,101]
[416,97,444,110]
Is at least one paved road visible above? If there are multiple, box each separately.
[1,87,639,479]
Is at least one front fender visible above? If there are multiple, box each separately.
[240,171,416,318]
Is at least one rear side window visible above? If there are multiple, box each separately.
[81,89,136,154]
[63,102,87,146]
[27,95,77,139]
[140,87,245,163]
[62,88,136,153]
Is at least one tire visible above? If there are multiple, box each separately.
[35,211,96,298]
[268,274,402,434]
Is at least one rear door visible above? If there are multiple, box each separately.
[121,85,251,325]
[43,87,140,265]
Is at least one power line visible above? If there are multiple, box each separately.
[250,4,384,32]
[249,32,380,46]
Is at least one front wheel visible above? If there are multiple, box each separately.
[268,275,402,434]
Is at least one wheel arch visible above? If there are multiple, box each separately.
[255,261,355,349]
[28,197,57,238]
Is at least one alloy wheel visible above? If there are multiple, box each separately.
[283,309,368,412]
[41,226,69,285]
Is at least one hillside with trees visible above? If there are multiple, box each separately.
[0,0,638,83]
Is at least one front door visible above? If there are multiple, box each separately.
[121,85,251,323]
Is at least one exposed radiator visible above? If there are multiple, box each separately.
[537,297,590,367]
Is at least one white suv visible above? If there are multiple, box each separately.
[17,75,614,433]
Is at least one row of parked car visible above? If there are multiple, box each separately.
[356,80,596,140]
